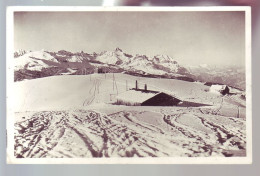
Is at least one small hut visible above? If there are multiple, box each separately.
[209,85,230,95]
[141,92,181,106]
[116,89,181,106]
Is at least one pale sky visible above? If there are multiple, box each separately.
[14,11,245,66]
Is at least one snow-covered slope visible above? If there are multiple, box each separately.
[25,50,58,63]
[13,73,246,158]
[15,57,50,71]
[14,50,58,71]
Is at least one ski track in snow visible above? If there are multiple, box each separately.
[14,108,246,158]
[13,74,246,158]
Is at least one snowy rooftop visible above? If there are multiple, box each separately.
[210,85,229,94]
[210,85,227,90]
[116,90,159,104]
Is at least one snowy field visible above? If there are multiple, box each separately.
[13,73,246,158]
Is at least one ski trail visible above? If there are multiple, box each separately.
[121,111,165,134]
[83,79,101,106]
[194,114,246,150]
[14,109,246,158]
[161,112,215,156]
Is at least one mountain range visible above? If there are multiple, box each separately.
[13,48,245,90]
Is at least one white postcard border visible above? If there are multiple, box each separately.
[6,6,252,164]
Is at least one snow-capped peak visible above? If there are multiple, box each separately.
[96,48,131,65]
[153,55,178,64]
[14,48,191,79]
[134,54,149,61]
[115,47,123,52]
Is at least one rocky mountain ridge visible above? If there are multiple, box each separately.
[13,48,245,90]
[14,48,190,78]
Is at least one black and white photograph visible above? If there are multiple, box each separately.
[6,6,252,164]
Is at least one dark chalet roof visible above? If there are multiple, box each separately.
[116,89,181,106]
[141,92,181,106]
